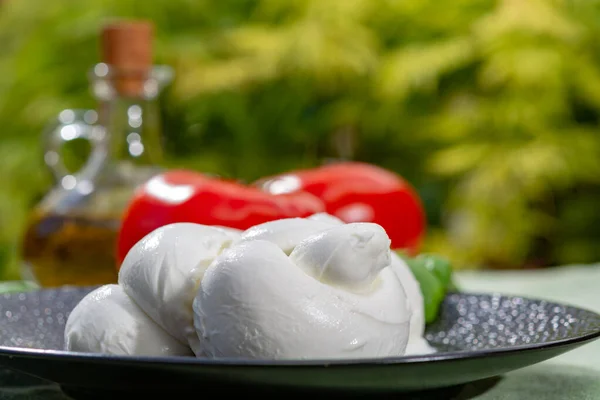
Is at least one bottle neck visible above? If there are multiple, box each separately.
[87,64,172,185]
[97,93,163,167]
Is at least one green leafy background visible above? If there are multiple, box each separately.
[2,0,600,280]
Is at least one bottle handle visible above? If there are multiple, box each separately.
[43,109,107,186]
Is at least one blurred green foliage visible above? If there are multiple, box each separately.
[1,0,600,279]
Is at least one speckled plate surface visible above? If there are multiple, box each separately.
[0,286,599,395]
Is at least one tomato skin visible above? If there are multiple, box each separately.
[116,169,325,266]
[116,163,426,267]
[256,162,426,254]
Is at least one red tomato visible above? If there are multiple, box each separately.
[116,169,325,266]
[256,162,426,254]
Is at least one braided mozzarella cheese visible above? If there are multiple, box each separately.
[239,214,431,355]
[193,222,411,359]
[65,214,432,359]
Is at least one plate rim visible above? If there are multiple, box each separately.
[0,334,599,368]
[0,290,599,368]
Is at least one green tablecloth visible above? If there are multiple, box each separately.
[1,265,600,399]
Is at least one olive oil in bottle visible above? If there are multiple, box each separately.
[21,21,172,287]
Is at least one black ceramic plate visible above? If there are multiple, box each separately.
[0,287,599,396]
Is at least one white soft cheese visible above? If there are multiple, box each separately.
[307,212,345,225]
[310,213,432,355]
[307,213,431,354]
[118,222,239,355]
[193,223,411,360]
[69,213,432,360]
[289,222,392,293]
[389,253,435,355]
[236,217,335,254]
[64,284,191,356]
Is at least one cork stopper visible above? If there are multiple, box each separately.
[101,20,154,97]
